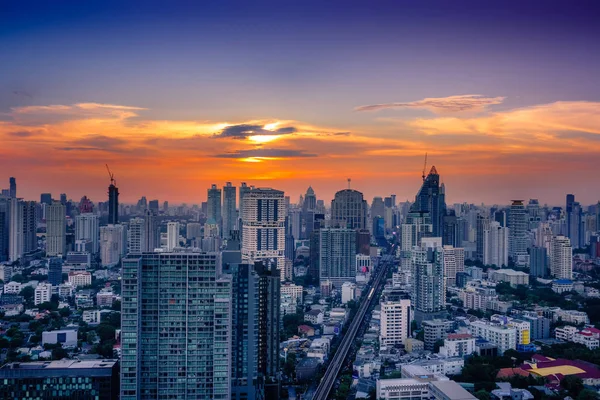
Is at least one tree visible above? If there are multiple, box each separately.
[577,389,599,400]
[10,274,25,283]
[433,339,445,353]
[52,345,69,360]
[19,286,34,304]
[96,323,116,342]
[474,390,490,400]
[561,375,584,397]
[59,307,71,317]
[111,300,121,311]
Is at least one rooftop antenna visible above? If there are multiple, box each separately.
[347,178,351,189]
[105,164,116,186]
[422,153,428,182]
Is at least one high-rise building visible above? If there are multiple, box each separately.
[108,181,119,225]
[99,224,126,266]
[60,193,67,205]
[186,222,202,240]
[223,182,237,239]
[9,177,16,199]
[483,221,509,267]
[371,197,385,219]
[568,200,584,249]
[413,237,446,324]
[551,235,572,279]
[239,182,250,217]
[442,245,464,287]
[319,228,357,288]
[8,198,23,261]
[166,221,180,251]
[508,200,528,261]
[527,199,541,230]
[40,193,52,205]
[442,212,459,247]
[380,297,411,346]
[241,187,286,276]
[0,197,9,261]
[79,195,94,213]
[566,193,575,237]
[148,199,159,213]
[143,209,160,252]
[46,202,66,257]
[48,257,63,286]
[475,214,490,261]
[410,166,446,238]
[75,213,99,255]
[207,184,222,229]
[22,200,36,254]
[400,211,432,270]
[121,252,232,400]
[331,189,367,230]
[128,217,145,253]
[530,247,548,278]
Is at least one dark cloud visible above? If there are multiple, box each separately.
[7,130,36,137]
[215,148,316,159]
[214,124,297,139]
[57,135,130,153]
[56,146,104,151]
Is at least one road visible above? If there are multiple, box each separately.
[311,248,395,400]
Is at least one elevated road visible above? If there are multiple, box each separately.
[312,248,395,400]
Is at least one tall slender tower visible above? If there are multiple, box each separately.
[207,184,222,231]
[9,177,16,199]
[107,167,119,225]
[223,182,237,239]
[410,166,446,238]
[143,209,159,252]
[75,213,99,254]
[46,202,66,257]
[508,200,528,261]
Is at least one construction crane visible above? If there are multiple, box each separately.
[105,164,116,186]
[421,153,428,182]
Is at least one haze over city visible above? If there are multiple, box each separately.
[2,1,600,204]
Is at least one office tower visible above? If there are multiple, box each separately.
[166,221,180,251]
[99,224,126,267]
[302,186,317,240]
[371,197,385,219]
[241,187,286,276]
[40,193,52,205]
[568,201,584,249]
[596,201,600,234]
[137,196,147,212]
[8,198,23,261]
[108,179,119,225]
[148,199,159,213]
[75,213,99,255]
[79,195,94,213]
[530,247,548,278]
[239,182,250,217]
[442,212,458,247]
[143,209,160,252]
[60,193,67,205]
[9,177,16,198]
[400,211,432,270]
[46,202,66,257]
[483,221,509,267]
[0,197,8,261]
[508,200,528,261]
[442,245,464,287]
[48,257,63,286]
[527,199,541,230]
[475,214,490,261]
[303,186,317,212]
[413,237,446,324]
[128,217,145,253]
[163,201,168,213]
[207,184,222,231]
[319,228,357,288]
[494,209,507,227]
[331,189,368,230]
[410,166,446,238]
[21,201,36,254]
[223,182,237,239]
[121,252,232,400]
[551,235,572,279]
[380,297,411,346]
[186,222,202,240]
[566,193,575,236]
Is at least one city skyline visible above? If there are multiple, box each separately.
[2,1,600,204]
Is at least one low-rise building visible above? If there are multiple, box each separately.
[488,269,529,286]
[3,281,22,294]
[552,279,574,294]
[305,309,324,325]
[341,281,357,304]
[404,338,424,353]
[68,271,92,288]
[469,320,516,354]
[439,333,476,358]
[34,283,52,305]
[42,330,78,348]
[96,288,115,308]
[281,282,303,304]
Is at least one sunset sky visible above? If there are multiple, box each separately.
[1,1,600,206]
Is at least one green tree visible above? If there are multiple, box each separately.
[561,375,584,397]
[19,286,34,304]
[96,323,116,342]
[111,300,121,311]
[577,389,599,400]
[433,339,445,353]
[52,345,69,360]
[59,307,71,317]
[10,274,25,283]
[474,390,490,400]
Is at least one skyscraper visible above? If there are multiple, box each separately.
[121,252,232,400]
[143,209,160,252]
[508,200,528,261]
[331,189,367,230]
[75,213,99,254]
[483,221,509,267]
[0,197,9,261]
[400,211,432,270]
[475,214,490,261]
[99,224,126,266]
[48,257,63,286]
[21,201,36,254]
[166,221,180,251]
[239,182,250,217]
[530,247,548,278]
[551,235,572,279]
[40,193,52,205]
[46,202,66,257]
[568,201,584,249]
[8,198,23,261]
[241,187,286,276]
[9,177,16,199]
[410,166,446,238]
[223,182,237,239]
[108,182,119,225]
[442,245,464,287]
[128,217,145,254]
[319,228,357,288]
[413,237,446,324]
[207,184,222,230]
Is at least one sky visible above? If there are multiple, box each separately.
[1,1,600,206]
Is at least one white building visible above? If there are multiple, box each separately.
[0,264,12,282]
[442,246,464,287]
[82,310,102,324]
[488,269,529,286]
[380,298,411,347]
[552,279,574,293]
[469,320,517,354]
[58,283,75,297]
[75,213,99,254]
[166,221,180,251]
[439,333,476,358]
[551,235,573,279]
[100,224,127,267]
[319,228,357,288]
[34,283,52,305]
[241,188,286,275]
[341,281,357,304]
[555,325,578,341]
[3,281,23,294]
[280,282,303,304]
[68,271,92,288]
[42,330,77,348]
[128,217,145,254]
[573,331,599,350]
[96,288,115,307]
[483,221,509,267]
[305,309,324,325]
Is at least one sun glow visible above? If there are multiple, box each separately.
[248,135,280,144]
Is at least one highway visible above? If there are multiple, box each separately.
[311,247,395,400]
